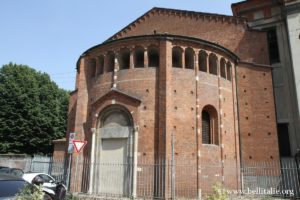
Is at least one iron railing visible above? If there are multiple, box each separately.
[1,156,299,199]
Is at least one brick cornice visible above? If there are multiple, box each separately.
[107,7,248,41]
[92,88,141,109]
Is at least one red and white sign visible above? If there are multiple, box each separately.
[72,140,87,153]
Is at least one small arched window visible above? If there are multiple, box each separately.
[199,50,208,72]
[89,58,96,77]
[119,48,130,70]
[148,46,159,67]
[134,47,144,68]
[97,55,104,75]
[220,58,226,79]
[202,110,211,144]
[209,53,218,75]
[226,62,232,81]
[185,48,195,69]
[107,51,115,72]
[202,105,218,145]
[172,46,183,68]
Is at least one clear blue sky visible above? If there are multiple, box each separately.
[0,0,240,91]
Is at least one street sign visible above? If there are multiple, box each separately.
[73,140,87,153]
[68,132,76,154]
[69,132,76,142]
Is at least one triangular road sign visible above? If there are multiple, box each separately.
[72,140,87,153]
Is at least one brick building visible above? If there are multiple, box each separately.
[232,0,300,159]
[64,6,280,199]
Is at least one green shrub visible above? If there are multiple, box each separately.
[206,182,229,200]
[15,184,44,200]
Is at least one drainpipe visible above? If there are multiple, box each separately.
[88,127,96,194]
[195,52,201,200]
[132,125,139,198]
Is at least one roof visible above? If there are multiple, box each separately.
[231,0,248,7]
[231,0,282,16]
[110,35,237,60]
[107,7,247,41]
[75,7,244,70]
[76,34,239,70]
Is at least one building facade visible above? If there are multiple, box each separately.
[65,6,280,198]
[232,0,300,158]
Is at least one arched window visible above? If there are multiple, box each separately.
[202,110,211,144]
[226,62,232,81]
[97,55,104,75]
[199,50,208,72]
[119,48,130,70]
[202,105,218,145]
[185,48,195,69]
[172,46,183,68]
[107,51,115,72]
[220,58,226,79]
[89,58,96,77]
[209,53,218,75]
[148,46,159,67]
[134,47,144,68]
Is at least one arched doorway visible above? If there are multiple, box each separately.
[93,105,134,196]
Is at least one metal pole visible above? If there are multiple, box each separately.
[73,154,79,192]
[89,128,96,194]
[171,132,175,199]
[66,154,72,191]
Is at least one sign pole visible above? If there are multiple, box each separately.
[73,153,79,192]
[67,139,87,192]
[66,153,72,190]
[66,132,76,191]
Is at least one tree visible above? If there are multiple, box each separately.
[0,63,69,155]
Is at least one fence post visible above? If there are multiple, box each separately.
[48,156,53,175]
[29,157,33,172]
[241,164,244,196]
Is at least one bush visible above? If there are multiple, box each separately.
[15,185,44,200]
[206,182,229,200]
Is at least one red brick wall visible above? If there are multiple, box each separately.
[53,141,66,160]
[236,62,280,164]
[67,90,78,135]
[111,8,269,65]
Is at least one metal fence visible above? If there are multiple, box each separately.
[1,155,299,199]
[70,156,200,199]
[241,158,300,198]
[0,155,65,181]
[69,156,300,199]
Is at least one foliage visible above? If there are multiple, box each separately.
[206,182,229,200]
[15,184,44,200]
[0,63,69,154]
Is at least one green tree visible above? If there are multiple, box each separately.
[0,63,69,154]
